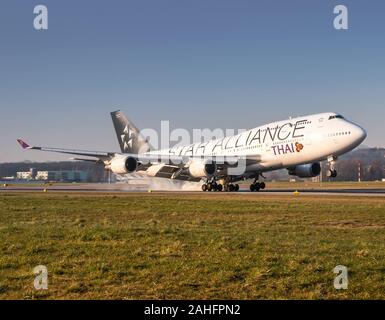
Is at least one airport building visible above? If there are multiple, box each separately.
[16,168,37,180]
[16,169,88,182]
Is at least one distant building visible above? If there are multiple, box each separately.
[36,170,88,182]
[16,171,34,180]
[16,168,37,180]
[17,169,88,182]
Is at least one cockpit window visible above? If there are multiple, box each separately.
[329,115,344,120]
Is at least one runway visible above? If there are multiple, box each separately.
[1,183,385,197]
[263,188,385,196]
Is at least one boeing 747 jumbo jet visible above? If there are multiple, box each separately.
[17,111,367,192]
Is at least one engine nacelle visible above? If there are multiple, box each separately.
[288,162,321,178]
[109,156,138,174]
[188,159,217,178]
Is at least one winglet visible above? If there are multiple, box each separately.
[17,139,31,149]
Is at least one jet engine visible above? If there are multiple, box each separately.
[288,162,321,178]
[188,159,217,178]
[109,155,138,174]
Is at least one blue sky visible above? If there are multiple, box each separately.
[1,0,384,162]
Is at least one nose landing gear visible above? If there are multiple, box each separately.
[327,169,338,178]
[327,156,338,178]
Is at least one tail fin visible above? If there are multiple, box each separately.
[110,110,153,154]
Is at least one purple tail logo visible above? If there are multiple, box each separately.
[17,139,30,149]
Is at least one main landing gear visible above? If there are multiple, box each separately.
[201,181,223,192]
[327,156,338,178]
[201,178,239,192]
[249,174,266,192]
[223,183,239,192]
[249,181,266,192]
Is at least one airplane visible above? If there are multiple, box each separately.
[17,111,367,192]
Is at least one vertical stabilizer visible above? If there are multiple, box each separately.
[110,110,153,154]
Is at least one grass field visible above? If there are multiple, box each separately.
[1,192,385,299]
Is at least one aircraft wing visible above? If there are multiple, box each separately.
[17,139,243,165]
[17,139,115,161]
[16,139,262,184]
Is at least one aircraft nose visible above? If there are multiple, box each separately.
[352,124,367,145]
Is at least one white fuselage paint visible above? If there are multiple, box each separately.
[141,112,367,177]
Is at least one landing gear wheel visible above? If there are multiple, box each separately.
[259,182,266,190]
[250,183,261,192]
[327,169,338,178]
[217,184,223,192]
[229,184,235,192]
[207,183,213,191]
[234,184,239,191]
[327,157,338,179]
[202,184,207,192]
